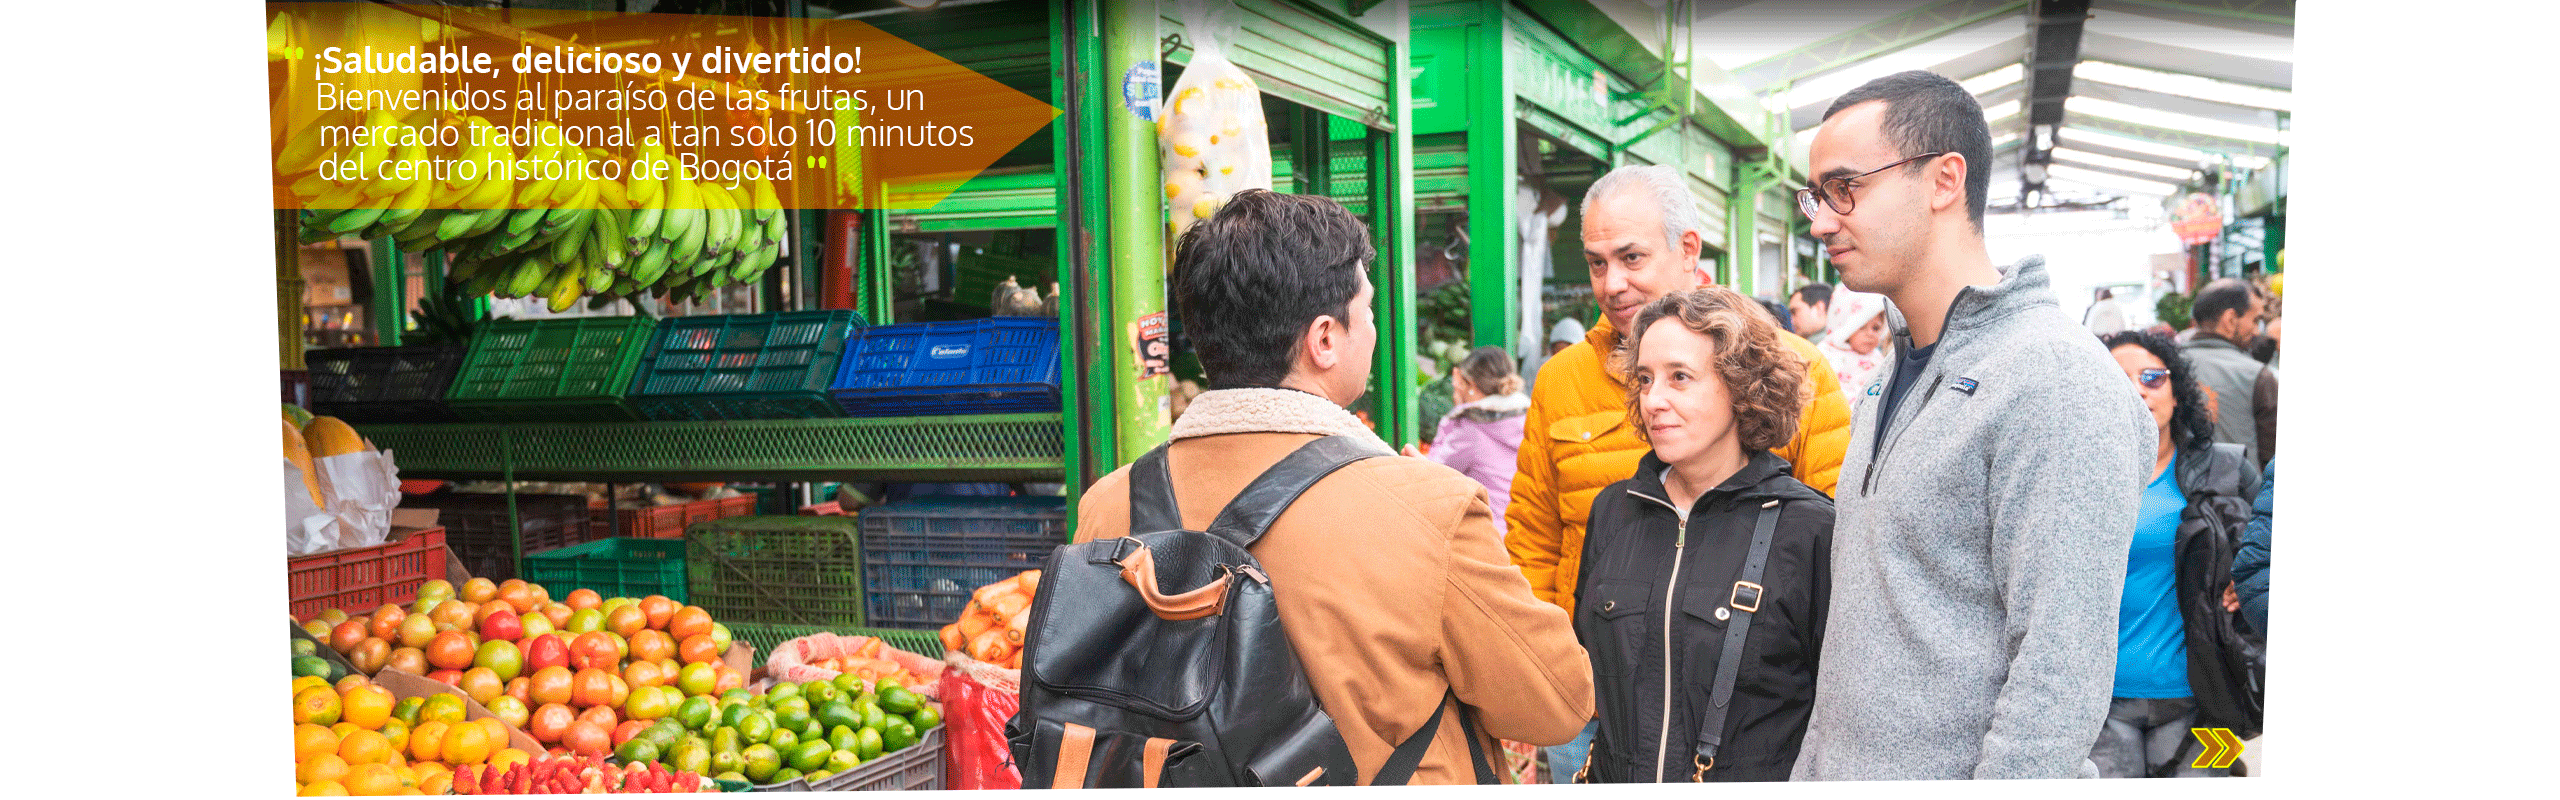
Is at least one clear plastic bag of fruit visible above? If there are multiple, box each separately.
[1159,0,1272,252]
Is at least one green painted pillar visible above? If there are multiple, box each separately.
[1050,0,1107,505]
[369,239,403,345]
[1372,40,1420,448]
[1464,0,1518,353]
[1101,0,1169,465]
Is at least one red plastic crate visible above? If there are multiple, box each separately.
[592,496,755,540]
[689,495,757,527]
[287,527,449,620]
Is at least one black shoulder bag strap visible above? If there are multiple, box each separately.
[1128,443,1181,533]
[1689,499,1783,780]
[1201,435,1382,549]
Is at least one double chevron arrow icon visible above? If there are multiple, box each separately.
[2189,727,2246,769]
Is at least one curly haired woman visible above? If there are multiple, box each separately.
[1570,287,1835,782]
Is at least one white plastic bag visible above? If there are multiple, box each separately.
[285,460,339,556]
[315,448,402,550]
[1161,0,1272,250]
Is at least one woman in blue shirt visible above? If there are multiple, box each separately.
[2092,330,2252,778]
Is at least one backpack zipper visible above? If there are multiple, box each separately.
[1653,510,1688,782]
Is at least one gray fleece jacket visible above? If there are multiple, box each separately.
[1791,256,2155,781]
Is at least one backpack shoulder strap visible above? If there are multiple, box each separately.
[1201,435,1384,550]
[1128,442,1182,533]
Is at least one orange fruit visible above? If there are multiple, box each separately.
[461,577,498,604]
[477,717,511,747]
[406,721,449,763]
[293,686,344,727]
[299,779,349,796]
[418,693,469,726]
[293,675,331,696]
[334,673,372,695]
[378,719,411,754]
[331,722,364,741]
[343,762,401,796]
[341,684,395,729]
[299,753,351,785]
[295,723,342,763]
[338,729,393,765]
[442,720,494,765]
[417,772,452,795]
[391,763,419,788]
[489,747,534,773]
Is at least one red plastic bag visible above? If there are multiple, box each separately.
[940,653,1022,790]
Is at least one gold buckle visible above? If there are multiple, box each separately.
[1573,754,1592,784]
[1729,581,1763,613]
[1692,755,1713,781]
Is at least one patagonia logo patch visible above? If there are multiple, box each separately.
[1949,377,1979,395]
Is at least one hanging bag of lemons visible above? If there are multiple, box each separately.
[1158,0,1272,260]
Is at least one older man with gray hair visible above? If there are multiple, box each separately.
[1503,163,1853,780]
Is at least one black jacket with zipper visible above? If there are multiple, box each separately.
[2172,441,2265,740]
[1572,449,1834,782]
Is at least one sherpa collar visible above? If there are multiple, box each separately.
[1170,388,1394,453]
[1449,392,1531,423]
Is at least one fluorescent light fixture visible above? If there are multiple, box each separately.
[1980,99,2023,125]
[2047,163,2178,197]
[2055,148,2198,181]
[2077,61,2292,111]
[2065,126,2272,171]
[2068,96,2283,145]
[1959,64,2024,95]
[1781,19,2021,109]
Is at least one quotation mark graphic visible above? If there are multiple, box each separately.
[2188,727,2244,770]
[284,46,306,59]
[805,155,829,168]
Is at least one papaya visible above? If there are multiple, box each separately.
[302,416,367,458]
[285,418,326,506]
[284,402,316,428]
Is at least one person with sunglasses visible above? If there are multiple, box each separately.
[2092,330,2264,778]
[1787,71,2155,781]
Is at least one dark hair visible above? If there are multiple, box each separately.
[1791,283,1833,307]
[1614,287,1808,453]
[1172,189,1374,389]
[1822,70,1995,232]
[2191,277,2256,329]
[1455,346,1522,397]
[1754,296,1794,332]
[2101,329,2214,458]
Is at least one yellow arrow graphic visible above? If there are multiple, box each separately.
[2214,728,2246,770]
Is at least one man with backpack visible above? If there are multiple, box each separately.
[1012,190,1592,787]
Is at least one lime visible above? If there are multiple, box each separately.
[824,748,863,773]
[735,710,774,744]
[768,727,798,754]
[390,696,425,727]
[773,706,813,737]
[788,739,833,772]
[881,719,917,753]
[802,680,842,706]
[674,696,716,731]
[613,738,662,765]
[719,688,754,705]
[799,718,825,743]
[857,702,887,733]
[718,702,755,730]
[765,683,801,704]
[874,679,903,694]
[907,706,941,731]
[876,687,922,717]
[668,740,712,776]
[830,672,865,697]
[741,743,782,783]
[854,727,883,761]
[815,701,861,732]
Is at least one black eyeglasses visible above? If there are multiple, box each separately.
[1796,152,1946,217]
[2135,368,2172,390]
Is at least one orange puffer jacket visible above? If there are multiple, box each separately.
[1503,316,1851,615]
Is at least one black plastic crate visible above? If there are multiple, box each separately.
[400,492,590,582]
[305,345,467,422]
[858,496,1066,629]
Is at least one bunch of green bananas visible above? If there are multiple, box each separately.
[280,114,791,312]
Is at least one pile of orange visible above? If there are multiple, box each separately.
[290,674,533,796]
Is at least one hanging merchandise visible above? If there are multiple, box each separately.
[1158,0,1273,254]
[2171,192,2223,246]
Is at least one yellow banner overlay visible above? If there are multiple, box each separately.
[268,2,1059,212]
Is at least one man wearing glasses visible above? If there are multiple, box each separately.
[1786,71,2155,781]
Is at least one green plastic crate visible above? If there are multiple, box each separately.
[524,537,688,602]
[447,316,659,422]
[684,516,867,628]
[724,622,947,669]
[628,310,866,421]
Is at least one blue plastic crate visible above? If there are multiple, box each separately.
[827,318,1061,418]
[858,496,1067,629]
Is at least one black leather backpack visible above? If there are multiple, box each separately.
[1005,435,1489,788]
